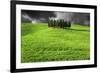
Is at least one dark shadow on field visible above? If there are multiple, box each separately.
[64,28,90,32]
[21,27,34,36]
[21,25,38,36]
[21,23,48,36]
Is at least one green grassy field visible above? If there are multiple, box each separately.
[21,23,90,63]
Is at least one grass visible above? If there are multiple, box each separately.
[21,23,90,63]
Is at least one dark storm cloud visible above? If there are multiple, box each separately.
[21,10,90,25]
[22,10,56,20]
[72,13,90,25]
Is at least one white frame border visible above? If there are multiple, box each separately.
[16,4,94,69]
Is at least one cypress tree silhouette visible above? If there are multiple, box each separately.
[48,19,71,28]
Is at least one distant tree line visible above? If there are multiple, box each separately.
[48,19,71,28]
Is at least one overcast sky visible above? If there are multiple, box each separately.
[21,10,90,25]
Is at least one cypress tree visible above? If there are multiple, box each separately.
[62,19,64,28]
